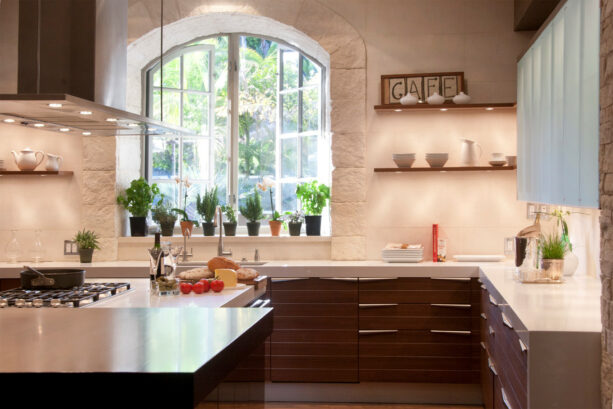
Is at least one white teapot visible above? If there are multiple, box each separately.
[45,153,63,172]
[11,147,45,171]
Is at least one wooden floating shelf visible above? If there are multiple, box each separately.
[0,170,74,176]
[374,166,517,173]
[374,102,516,111]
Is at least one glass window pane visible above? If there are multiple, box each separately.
[302,88,320,132]
[151,136,180,179]
[184,182,204,222]
[282,50,299,89]
[183,93,209,135]
[281,138,298,178]
[152,90,181,126]
[155,182,179,208]
[301,135,318,178]
[282,92,298,133]
[182,138,211,181]
[183,50,209,92]
[281,182,297,213]
[302,57,320,87]
[154,57,180,89]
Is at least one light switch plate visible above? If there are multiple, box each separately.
[64,240,78,255]
[527,203,537,219]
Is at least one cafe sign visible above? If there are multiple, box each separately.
[380,72,464,105]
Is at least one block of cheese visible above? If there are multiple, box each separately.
[215,268,238,288]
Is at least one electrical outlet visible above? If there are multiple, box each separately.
[64,240,78,255]
[527,203,537,219]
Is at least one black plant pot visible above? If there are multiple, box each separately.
[160,222,175,236]
[202,222,215,236]
[246,222,260,236]
[79,248,94,263]
[288,222,302,236]
[129,216,148,237]
[305,215,322,236]
[224,222,237,236]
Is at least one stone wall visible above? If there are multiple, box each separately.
[601,0,613,407]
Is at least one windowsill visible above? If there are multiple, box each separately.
[118,235,331,244]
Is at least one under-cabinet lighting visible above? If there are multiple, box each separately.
[128,123,139,127]
[48,103,62,108]
[106,118,117,122]
[79,111,92,115]
[59,128,70,132]
[394,109,402,112]
[485,107,494,111]
[3,119,15,123]
[440,108,448,112]
[33,123,45,128]
[82,131,92,136]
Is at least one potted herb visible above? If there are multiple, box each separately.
[540,233,567,281]
[221,205,237,236]
[73,229,100,263]
[285,210,304,236]
[172,177,199,237]
[196,186,219,236]
[258,176,282,236]
[152,197,177,236]
[116,178,160,236]
[240,188,264,236]
[296,181,330,236]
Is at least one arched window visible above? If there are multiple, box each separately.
[145,34,328,231]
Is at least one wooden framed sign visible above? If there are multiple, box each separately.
[380,72,464,105]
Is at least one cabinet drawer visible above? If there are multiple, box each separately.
[359,303,477,317]
[359,290,471,304]
[357,329,477,344]
[273,303,356,317]
[359,277,472,291]
[481,345,494,409]
[359,369,479,384]
[271,277,357,291]
[360,356,479,371]
[271,355,357,371]
[359,315,476,331]
[272,329,357,343]
[272,291,357,304]
[274,316,358,330]
[271,342,357,356]
[360,342,477,358]
[271,369,357,383]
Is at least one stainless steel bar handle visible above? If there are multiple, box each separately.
[359,330,399,335]
[250,299,264,308]
[519,338,528,353]
[501,388,513,409]
[359,278,398,282]
[480,341,487,350]
[259,299,271,308]
[430,277,471,281]
[359,303,398,308]
[271,277,308,283]
[488,326,495,336]
[430,330,471,335]
[501,312,513,329]
[481,284,487,290]
[480,312,487,320]
[430,303,471,309]
[488,358,498,376]
[488,294,498,306]
[320,277,358,282]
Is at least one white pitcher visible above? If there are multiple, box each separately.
[45,153,63,172]
[460,138,482,166]
[11,147,44,171]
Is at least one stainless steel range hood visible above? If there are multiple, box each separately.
[0,0,190,137]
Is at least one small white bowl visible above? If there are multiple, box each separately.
[393,158,416,168]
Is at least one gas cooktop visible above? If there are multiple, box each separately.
[0,282,131,308]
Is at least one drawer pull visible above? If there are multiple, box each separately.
[501,388,514,409]
[488,294,498,306]
[430,303,471,309]
[259,299,271,308]
[359,278,398,282]
[480,341,487,350]
[488,358,498,376]
[359,330,398,335]
[430,277,471,281]
[321,277,358,282]
[480,313,487,320]
[501,313,513,329]
[519,338,528,353]
[480,284,487,290]
[488,326,495,336]
[478,278,483,283]
[430,330,471,335]
[271,277,308,283]
[359,303,398,308]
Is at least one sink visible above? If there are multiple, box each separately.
[176,261,207,267]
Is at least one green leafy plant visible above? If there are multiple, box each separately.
[222,205,237,223]
[551,209,572,252]
[73,229,101,250]
[296,181,330,216]
[196,186,219,223]
[152,197,178,225]
[285,210,304,223]
[540,233,567,260]
[116,178,160,217]
[240,188,264,223]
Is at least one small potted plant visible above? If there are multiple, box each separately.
[221,205,237,236]
[540,233,567,281]
[73,229,100,263]
[240,188,264,236]
[196,186,219,236]
[285,210,304,236]
[296,181,330,236]
[116,178,160,236]
[152,197,177,236]
[258,176,282,236]
[172,177,199,237]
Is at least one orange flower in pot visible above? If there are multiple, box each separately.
[172,177,199,237]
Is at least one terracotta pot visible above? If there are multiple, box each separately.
[180,221,194,237]
[269,220,282,236]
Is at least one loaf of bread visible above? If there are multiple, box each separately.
[208,256,240,272]
[237,267,258,280]
[178,267,213,281]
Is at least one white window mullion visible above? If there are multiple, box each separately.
[228,33,240,210]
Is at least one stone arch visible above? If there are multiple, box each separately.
[127,0,367,259]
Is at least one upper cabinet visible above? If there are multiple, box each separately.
[517,0,600,208]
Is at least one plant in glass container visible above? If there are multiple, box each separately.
[116,178,160,236]
[258,176,282,236]
[539,233,567,281]
[296,181,330,236]
[152,196,178,237]
[172,177,199,237]
[285,210,304,236]
[240,188,264,236]
[73,229,101,263]
[196,186,219,236]
[221,205,237,236]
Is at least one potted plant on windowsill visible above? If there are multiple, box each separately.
[258,176,282,236]
[116,178,160,236]
[196,186,219,236]
[222,205,237,236]
[152,197,178,236]
[285,210,304,236]
[73,229,100,263]
[240,188,264,236]
[540,233,567,281]
[172,177,199,237]
[296,181,330,236]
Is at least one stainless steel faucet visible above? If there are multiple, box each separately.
[217,205,232,257]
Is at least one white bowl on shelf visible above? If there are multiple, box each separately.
[393,157,416,168]
[425,153,449,168]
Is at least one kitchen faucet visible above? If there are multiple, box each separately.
[217,205,232,257]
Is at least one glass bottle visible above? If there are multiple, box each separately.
[31,230,44,263]
[5,230,22,263]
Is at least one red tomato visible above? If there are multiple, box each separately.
[210,279,224,292]
[198,279,210,292]
[192,282,205,294]
[180,282,193,294]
